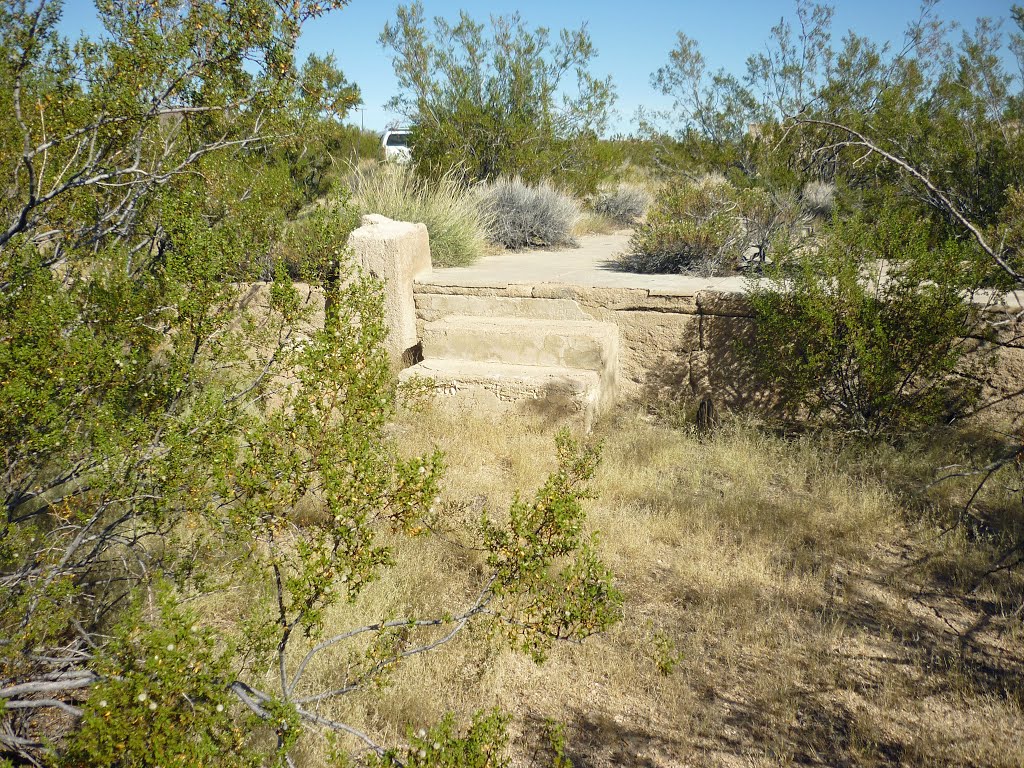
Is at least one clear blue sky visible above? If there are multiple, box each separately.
[59,0,1019,134]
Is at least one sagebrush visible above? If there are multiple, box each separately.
[479,177,581,251]
[591,184,652,227]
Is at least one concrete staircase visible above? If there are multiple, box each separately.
[399,295,619,430]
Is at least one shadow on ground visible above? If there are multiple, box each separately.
[550,519,1024,767]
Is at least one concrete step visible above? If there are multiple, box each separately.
[414,293,590,324]
[399,359,601,431]
[421,315,618,375]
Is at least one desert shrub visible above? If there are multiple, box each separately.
[996,186,1024,281]
[479,177,581,251]
[381,6,616,196]
[748,208,993,435]
[0,3,620,763]
[349,162,492,267]
[366,710,511,767]
[273,198,362,281]
[739,187,809,263]
[621,175,745,275]
[592,184,652,227]
[801,180,836,218]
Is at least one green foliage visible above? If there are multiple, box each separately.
[0,0,356,251]
[538,719,574,768]
[641,29,760,174]
[647,628,685,677]
[0,6,620,764]
[995,186,1024,278]
[280,122,381,205]
[61,592,260,768]
[479,178,580,251]
[348,162,492,267]
[622,176,745,275]
[380,2,616,195]
[362,710,510,767]
[276,198,362,281]
[646,2,1024,267]
[748,209,993,435]
[482,432,622,661]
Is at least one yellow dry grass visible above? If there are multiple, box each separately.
[573,211,619,237]
[241,405,1024,767]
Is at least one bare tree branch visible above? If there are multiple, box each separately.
[799,117,1022,285]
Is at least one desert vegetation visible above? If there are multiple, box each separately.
[2,0,1024,766]
[371,405,1024,768]
[478,178,581,252]
[347,163,493,267]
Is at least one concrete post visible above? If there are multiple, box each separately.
[347,214,432,367]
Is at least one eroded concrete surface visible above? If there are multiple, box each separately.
[413,234,1024,419]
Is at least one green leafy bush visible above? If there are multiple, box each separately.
[621,175,745,275]
[62,592,263,768]
[285,123,384,203]
[591,184,652,227]
[348,162,493,267]
[479,178,581,251]
[0,2,620,763]
[747,209,993,435]
[380,3,616,196]
[995,186,1024,281]
[275,198,362,281]
[364,710,510,768]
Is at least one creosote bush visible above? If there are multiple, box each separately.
[381,3,616,196]
[274,198,362,280]
[0,2,620,764]
[479,177,580,251]
[348,162,493,267]
[748,208,993,435]
[621,175,745,275]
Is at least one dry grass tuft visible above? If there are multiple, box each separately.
[573,210,618,237]
[347,162,493,267]
[235,406,1024,766]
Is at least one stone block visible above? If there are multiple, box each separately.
[399,359,601,432]
[348,215,432,366]
[413,294,589,324]
[696,289,753,317]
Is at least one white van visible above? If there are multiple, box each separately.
[381,129,412,162]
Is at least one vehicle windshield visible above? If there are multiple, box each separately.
[386,133,411,147]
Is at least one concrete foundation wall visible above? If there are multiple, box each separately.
[414,282,1024,421]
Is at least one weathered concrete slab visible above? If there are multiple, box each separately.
[421,315,617,376]
[399,359,602,432]
[414,294,589,324]
[420,315,619,412]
